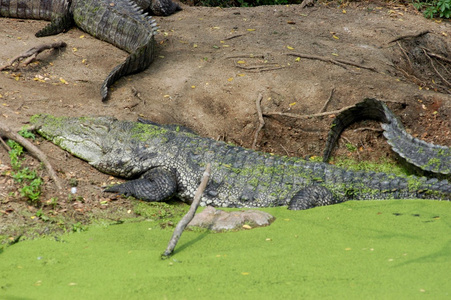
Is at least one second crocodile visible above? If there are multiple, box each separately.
[0,0,181,101]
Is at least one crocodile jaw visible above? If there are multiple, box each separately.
[31,114,113,164]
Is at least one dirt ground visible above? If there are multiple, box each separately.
[0,1,450,241]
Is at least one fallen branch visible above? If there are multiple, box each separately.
[0,41,67,71]
[388,30,430,44]
[0,122,63,191]
[286,53,378,73]
[252,93,264,150]
[264,104,354,119]
[161,163,211,259]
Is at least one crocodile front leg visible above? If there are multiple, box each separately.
[104,167,177,202]
[288,186,338,210]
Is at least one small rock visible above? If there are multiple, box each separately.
[188,206,275,231]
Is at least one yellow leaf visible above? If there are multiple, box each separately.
[213,26,220,29]
[237,60,245,64]
[14,76,20,81]
[331,53,339,56]
[0,94,2,98]
[242,224,252,229]
[295,57,301,62]
[81,59,87,64]
[442,32,448,37]
[193,44,198,48]
[222,45,229,47]
[289,102,296,107]
[237,74,245,77]
[287,46,294,50]
[79,35,85,38]
[345,248,352,251]
[59,77,68,84]
[241,272,250,275]
[342,9,346,13]
[163,95,170,98]
[220,40,225,44]
[72,47,77,52]
[247,29,256,31]
[333,35,339,39]
[227,77,233,82]
[191,85,196,89]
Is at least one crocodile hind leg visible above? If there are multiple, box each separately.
[288,186,338,210]
[104,167,177,202]
[101,41,155,101]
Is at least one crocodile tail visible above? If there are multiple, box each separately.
[150,0,181,16]
[381,104,451,175]
[101,38,155,101]
[323,98,388,162]
[35,6,73,37]
[0,0,73,36]
[324,98,451,175]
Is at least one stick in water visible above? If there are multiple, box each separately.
[161,163,211,259]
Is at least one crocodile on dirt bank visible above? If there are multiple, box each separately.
[0,0,181,101]
[30,99,451,210]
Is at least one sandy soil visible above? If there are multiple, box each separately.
[0,1,450,240]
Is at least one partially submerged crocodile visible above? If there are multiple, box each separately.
[0,0,181,101]
[30,99,451,210]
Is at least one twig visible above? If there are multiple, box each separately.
[0,41,67,71]
[161,163,211,259]
[225,54,265,59]
[224,34,244,40]
[319,88,335,113]
[0,121,63,191]
[388,30,430,44]
[264,104,354,119]
[252,93,264,150]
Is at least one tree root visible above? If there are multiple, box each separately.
[0,122,63,191]
[0,41,67,71]
[286,53,378,73]
[162,163,211,259]
[252,93,264,150]
[264,104,354,119]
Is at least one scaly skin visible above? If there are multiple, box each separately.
[324,98,451,175]
[30,112,451,210]
[0,0,180,100]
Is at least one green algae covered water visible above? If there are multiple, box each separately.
[1,200,450,299]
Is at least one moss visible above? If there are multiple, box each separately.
[130,122,168,142]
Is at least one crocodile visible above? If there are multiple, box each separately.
[30,101,451,210]
[323,98,451,175]
[0,0,180,101]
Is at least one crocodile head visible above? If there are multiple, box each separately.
[30,114,114,164]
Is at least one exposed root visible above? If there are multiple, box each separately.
[264,104,354,119]
[252,93,264,150]
[388,30,430,44]
[0,41,67,71]
[319,88,335,113]
[286,53,378,73]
